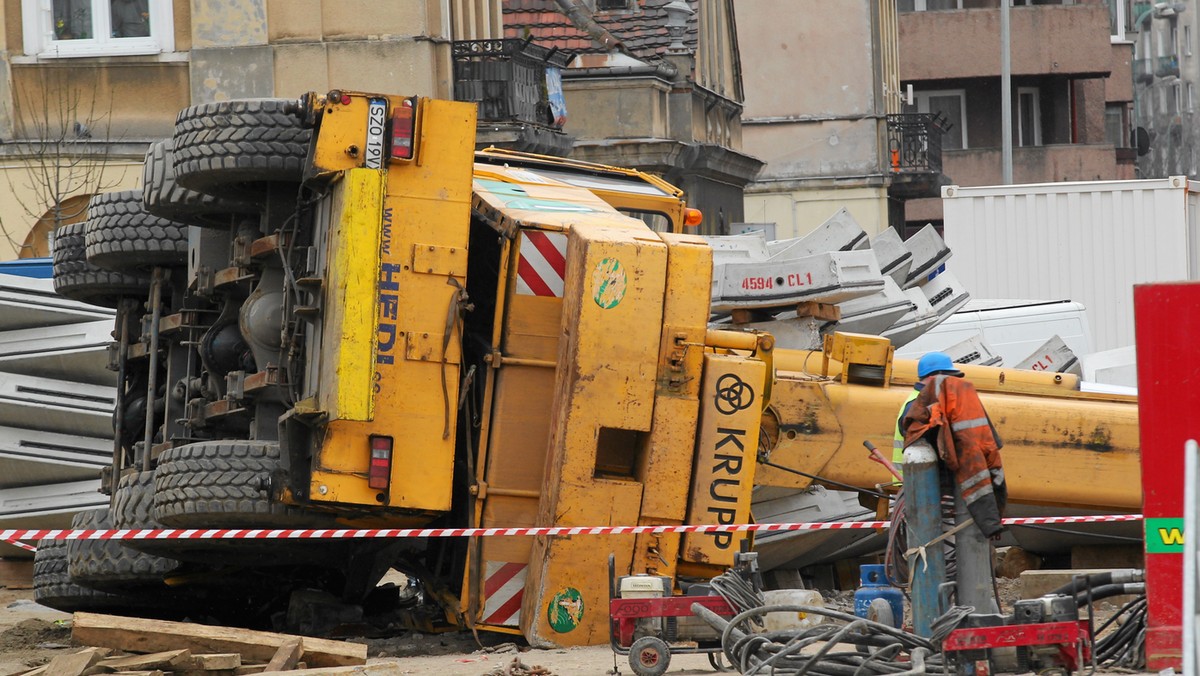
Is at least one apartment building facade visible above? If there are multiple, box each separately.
[1126,0,1199,178]
[737,0,948,240]
[502,0,762,235]
[899,0,1135,233]
[0,0,502,260]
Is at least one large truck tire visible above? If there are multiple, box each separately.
[112,470,159,527]
[84,190,189,271]
[115,469,202,560]
[52,221,150,308]
[154,440,320,528]
[67,507,177,591]
[33,537,124,612]
[142,139,258,227]
[171,99,311,194]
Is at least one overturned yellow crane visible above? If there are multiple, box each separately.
[39,88,1139,650]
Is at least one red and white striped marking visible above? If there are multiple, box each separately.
[1,514,1143,550]
[515,231,567,297]
[481,561,527,627]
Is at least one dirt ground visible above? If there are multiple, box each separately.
[0,585,718,676]
[0,581,1147,676]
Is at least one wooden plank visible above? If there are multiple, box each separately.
[20,665,49,676]
[263,639,302,673]
[97,650,192,671]
[107,671,163,676]
[45,649,109,676]
[232,667,267,676]
[72,614,365,668]
[0,558,34,588]
[794,301,841,321]
[181,655,241,671]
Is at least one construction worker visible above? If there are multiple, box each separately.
[902,354,1007,538]
[891,352,962,477]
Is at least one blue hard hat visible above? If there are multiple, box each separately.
[917,352,964,378]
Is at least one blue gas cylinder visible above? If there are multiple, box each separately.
[854,564,904,628]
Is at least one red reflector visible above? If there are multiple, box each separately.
[340,94,352,105]
[391,98,416,160]
[368,435,393,490]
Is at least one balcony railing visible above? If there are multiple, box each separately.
[887,113,944,175]
[1157,55,1180,79]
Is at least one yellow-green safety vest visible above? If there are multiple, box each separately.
[892,387,922,472]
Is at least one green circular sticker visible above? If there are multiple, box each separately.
[592,258,627,309]
[547,587,585,633]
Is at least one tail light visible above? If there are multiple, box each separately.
[683,208,703,228]
[390,98,417,161]
[368,435,393,490]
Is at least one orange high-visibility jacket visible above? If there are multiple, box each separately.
[902,374,1007,537]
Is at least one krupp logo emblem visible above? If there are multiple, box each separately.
[714,373,755,415]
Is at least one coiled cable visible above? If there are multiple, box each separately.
[691,602,950,676]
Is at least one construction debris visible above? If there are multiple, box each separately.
[59,613,367,675]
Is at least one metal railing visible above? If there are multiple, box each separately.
[886,113,945,174]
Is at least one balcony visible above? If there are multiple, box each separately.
[1134,58,1155,84]
[899,4,1112,81]
[886,113,949,200]
[1156,55,1180,79]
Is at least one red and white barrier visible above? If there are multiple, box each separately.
[1,514,1143,552]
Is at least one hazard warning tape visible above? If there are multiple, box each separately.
[0,514,1143,551]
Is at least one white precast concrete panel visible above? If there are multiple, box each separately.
[942,177,1197,352]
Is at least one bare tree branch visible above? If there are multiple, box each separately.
[0,68,120,255]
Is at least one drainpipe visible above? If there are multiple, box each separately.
[554,0,631,56]
[1001,0,1013,184]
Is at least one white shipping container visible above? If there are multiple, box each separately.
[942,176,1200,352]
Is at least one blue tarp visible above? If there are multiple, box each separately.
[0,258,52,279]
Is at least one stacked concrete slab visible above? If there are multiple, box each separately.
[0,269,113,557]
[708,210,970,350]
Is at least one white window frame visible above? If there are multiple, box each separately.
[21,0,174,59]
[1016,86,1041,147]
[913,89,968,149]
[1108,0,1126,42]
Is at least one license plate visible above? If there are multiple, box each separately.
[365,99,387,169]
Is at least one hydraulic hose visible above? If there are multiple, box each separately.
[1047,569,1143,597]
[1074,582,1146,606]
[691,603,946,676]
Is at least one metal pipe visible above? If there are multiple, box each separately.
[904,439,945,638]
[704,328,762,352]
[491,355,556,369]
[954,485,1000,613]
[1001,0,1013,184]
[109,301,133,494]
[142,268,165,472]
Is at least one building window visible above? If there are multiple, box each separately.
[897,0,962,11]
[1105,104,1128,146]
[1187,25,1194,56]
[1016,87,1041,147]
[21,0,173,58]
[1190,82,1196,112]
[906,89,968,150]
[594,0,634,11]
[1106,0,1131,41]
